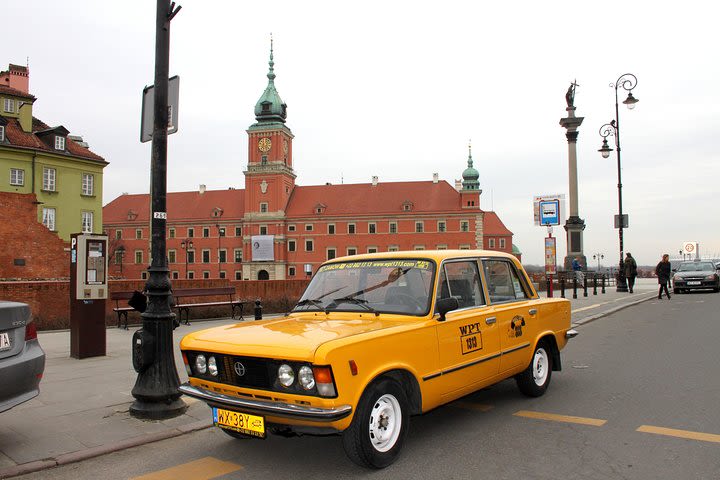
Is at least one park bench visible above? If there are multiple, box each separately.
[172,287,246,325]
[111,287,247,329]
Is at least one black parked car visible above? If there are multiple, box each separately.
[672,261,720,293]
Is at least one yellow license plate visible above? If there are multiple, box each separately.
[213,407,265,438]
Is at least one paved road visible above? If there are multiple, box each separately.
[6,281,719,479]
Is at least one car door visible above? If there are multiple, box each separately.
[434,259,501,398]
[481,258,537,374]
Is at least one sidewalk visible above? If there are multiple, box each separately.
[0,281,657,479]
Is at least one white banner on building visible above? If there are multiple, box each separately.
[251,235,274,261]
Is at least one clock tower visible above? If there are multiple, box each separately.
[243,38,295,280]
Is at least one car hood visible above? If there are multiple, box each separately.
[674,270,715,278]
[180,312,414,361]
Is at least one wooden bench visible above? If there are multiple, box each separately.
[173,287,245,325]
[110,291,139,330]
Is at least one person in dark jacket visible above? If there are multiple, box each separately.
[655,254,672,300]
[624,253,638,293]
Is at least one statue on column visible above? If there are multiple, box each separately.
[565,80,579,108]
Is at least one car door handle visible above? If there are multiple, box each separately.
[528,308,537,315]
[485,316,496,325]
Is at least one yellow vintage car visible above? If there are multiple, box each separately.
[179,250,575,468]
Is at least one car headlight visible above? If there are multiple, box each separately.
[208,356,218,376]
[705,275,716,281]
[298,366,315,390]
[278,364,295,387]
[195,354,207,374]
[673,275,681,282]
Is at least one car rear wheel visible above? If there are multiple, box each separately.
[516,342,553,397]
[342,377,409,469]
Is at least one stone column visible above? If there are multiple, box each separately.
[560,107,586,270]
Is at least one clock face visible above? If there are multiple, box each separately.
[258,137,272,153]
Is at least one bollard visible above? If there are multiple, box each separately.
[593,275,598,295]
[572,276,578,299]
[583,275,588,297]
[601,274,606,294]
[560,275,566,298]
[254,299,263,320]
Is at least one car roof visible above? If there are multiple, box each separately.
[328,249,518,264]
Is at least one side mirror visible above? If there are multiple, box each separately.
[435,297,459,322]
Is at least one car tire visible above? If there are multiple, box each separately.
[516,342,553,397]
[674,288,682,294]
[342,377,409,469]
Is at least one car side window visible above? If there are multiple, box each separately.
[483,259,529,303]
[436,260,485,309]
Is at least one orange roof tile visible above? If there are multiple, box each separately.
[286,181,467,217]
[2,117,105,162]
[103,189,246,224]
[483,211,513,236]
[0,85,35,99]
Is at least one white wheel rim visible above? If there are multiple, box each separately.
[532,348,549,386]
[368,393,402,453]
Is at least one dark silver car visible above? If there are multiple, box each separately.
[0,301,45,412]
[672,261,720,293]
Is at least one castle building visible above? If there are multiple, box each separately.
[103,45,514,281]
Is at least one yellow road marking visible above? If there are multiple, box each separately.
[131,457,242,480]
[514,410,607,426]
[637,425,720,443]
[450,401,494,412]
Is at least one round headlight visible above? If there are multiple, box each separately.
[298,366,315,390]
[195,354,207,374]
[278,364,295,387]
[208,356,218,376]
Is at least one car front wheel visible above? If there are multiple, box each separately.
[516,342,553,397]
[342,377,409,469]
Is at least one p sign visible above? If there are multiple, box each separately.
[539,200,560,226]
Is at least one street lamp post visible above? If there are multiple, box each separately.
[181,239,193,279]
[130,0,186,420]
[592,253,604,271]
[598,73,639,293]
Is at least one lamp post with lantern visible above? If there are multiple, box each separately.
[180,239,193,279]
[592,253,604,272]
[598,73,639,293]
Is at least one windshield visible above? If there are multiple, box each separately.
[294,259,436,315]
[677,262,715,272]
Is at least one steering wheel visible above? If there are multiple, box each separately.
[387,293,424,311]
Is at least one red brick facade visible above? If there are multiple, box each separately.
[0,192,69,280]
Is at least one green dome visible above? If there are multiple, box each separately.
[461,144,480,190]
[254,39,287,123]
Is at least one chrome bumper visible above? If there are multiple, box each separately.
[179,383,352,422]
[565,329,579,339]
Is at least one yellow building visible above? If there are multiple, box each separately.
[0,64,107,241]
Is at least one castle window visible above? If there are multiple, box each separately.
[460,221,470,232]
[489,238,496,248]
[415,221,424,233]
[10,168,24,186]
[260,202,268,213]
[261,155,268,165]
[389,222,397,234]
[328,224,336,235]
[348,223,356,234]
[55,136,65,151]
[288,224,296,232]
[260,225,268,235]
[438,221,446,232]
[499,238,506,249]
[368,223,377,234]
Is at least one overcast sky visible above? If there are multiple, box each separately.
[6,1,720,266]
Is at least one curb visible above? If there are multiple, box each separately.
[0,420,211,479]
[572,292,656,327]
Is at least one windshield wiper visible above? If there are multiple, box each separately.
[294,298,324,309]
[326,297,379,315]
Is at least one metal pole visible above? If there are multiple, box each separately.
[614,81,628,292]
[130,0,186,420]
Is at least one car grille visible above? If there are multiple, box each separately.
[218,355,273,389]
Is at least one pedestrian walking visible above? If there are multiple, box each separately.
[655,253,672,300]
[572,257,584,283]
[624,253,638,293]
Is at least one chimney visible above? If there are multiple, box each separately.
[371,176,379,186]
[0,64,30,94]
[199,184,206,194]
[432,173,439,184]
[454,179,462,191]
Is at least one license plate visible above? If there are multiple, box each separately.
[212,407,265,438]
[0,332,10,351]
[687,281,701,286]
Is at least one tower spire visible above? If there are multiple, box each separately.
[253,34,287,123]
[267,33,275,83]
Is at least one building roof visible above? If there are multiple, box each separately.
[253,39,287,124]
[286,180,467,217]
[483,211,513,236]
[103,189,246,224]
[0,85,35,100]
[1,117,105,163]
